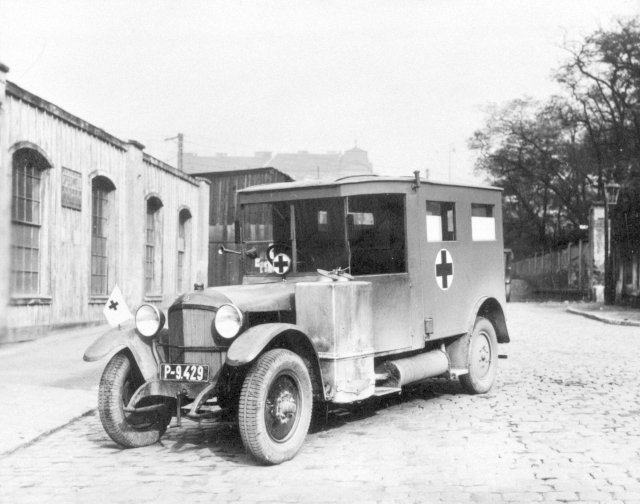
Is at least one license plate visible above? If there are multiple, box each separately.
[160,363,209,382]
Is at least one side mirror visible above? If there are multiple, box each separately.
[218,245,257,259]
[218,245,242,256]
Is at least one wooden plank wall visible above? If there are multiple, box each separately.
[4,91,209,339]
[201,169,291,286]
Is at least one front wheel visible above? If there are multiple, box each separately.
[98,352,169,448]
[238,349,313,464]
[460,317,498,394]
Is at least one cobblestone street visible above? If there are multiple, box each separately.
[2,302,640,504]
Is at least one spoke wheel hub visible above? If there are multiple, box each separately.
[265,375,300,442]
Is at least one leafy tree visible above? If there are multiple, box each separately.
[472,18,640,258]
[470,97,595,258]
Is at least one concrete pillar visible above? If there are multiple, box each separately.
[0,62,10,342]
[194,177,211,287]
[590,203,605,302]
[121,140,146,307]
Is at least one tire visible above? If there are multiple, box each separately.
[98,352,169,448]
[460,317,498,394]
[238,349,313,465]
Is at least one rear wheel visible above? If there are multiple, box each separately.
[98,352,170,448]
[238,349,313,464]
[460,317,498,394]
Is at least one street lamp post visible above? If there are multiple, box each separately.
[604,182,621,305]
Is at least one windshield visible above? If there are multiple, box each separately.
[241,193,406,276]
[242,197,348,275]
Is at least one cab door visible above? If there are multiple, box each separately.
[349,193,415,354]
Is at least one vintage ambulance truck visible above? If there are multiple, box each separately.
[85,173,510,464]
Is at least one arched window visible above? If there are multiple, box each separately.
[10,148,51,295]
[91,176,116,296]
[177,208,192,292]
[145,196,163,295]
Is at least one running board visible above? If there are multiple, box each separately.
[373,386,402,397]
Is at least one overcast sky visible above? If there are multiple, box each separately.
[2,0,639,182]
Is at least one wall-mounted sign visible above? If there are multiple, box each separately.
[61,167,82,211]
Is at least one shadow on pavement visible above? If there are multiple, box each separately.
[89,380,465,465]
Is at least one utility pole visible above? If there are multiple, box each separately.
[165,133,184,171]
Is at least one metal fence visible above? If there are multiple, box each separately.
[512,240,592,296]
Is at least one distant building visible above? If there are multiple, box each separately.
[0,64,210,343]
[183,146,374,181]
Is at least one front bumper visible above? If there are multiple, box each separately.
[125,375,220,420]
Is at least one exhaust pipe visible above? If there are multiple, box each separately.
[382,349,449,388]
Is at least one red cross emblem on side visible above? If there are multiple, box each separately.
[434,249,454,290]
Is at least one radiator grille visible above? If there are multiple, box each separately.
[163,307,226,376]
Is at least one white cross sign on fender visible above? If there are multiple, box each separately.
[103,284,133,326]
[435,249,454,290]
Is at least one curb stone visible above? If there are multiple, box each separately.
[1,408,96,458]
[566,307,640,327]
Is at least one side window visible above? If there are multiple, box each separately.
[317,210,328,233]
[145,196,163,295]
[471,204,496,241]
[294,198,347,271]
[90,176,116,296]
[177,208,192,293]
[348,194,406,275]
[10,148,51,296]
[426,201,456,242]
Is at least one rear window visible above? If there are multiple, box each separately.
[471,204,495,241]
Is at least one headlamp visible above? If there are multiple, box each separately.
[214,304,243,339]
[135,304,165,338]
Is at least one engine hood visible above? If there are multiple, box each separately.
[173,282,297,313]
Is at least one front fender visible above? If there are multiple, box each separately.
[83,324,160,381]
[226,323,309,366]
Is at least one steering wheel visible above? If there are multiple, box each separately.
[266,242,291,264]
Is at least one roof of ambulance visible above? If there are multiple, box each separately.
[238,174,503,194]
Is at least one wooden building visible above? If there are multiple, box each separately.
[194,168,292,286]
[183,147,373,181]
[0,64,210,343]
